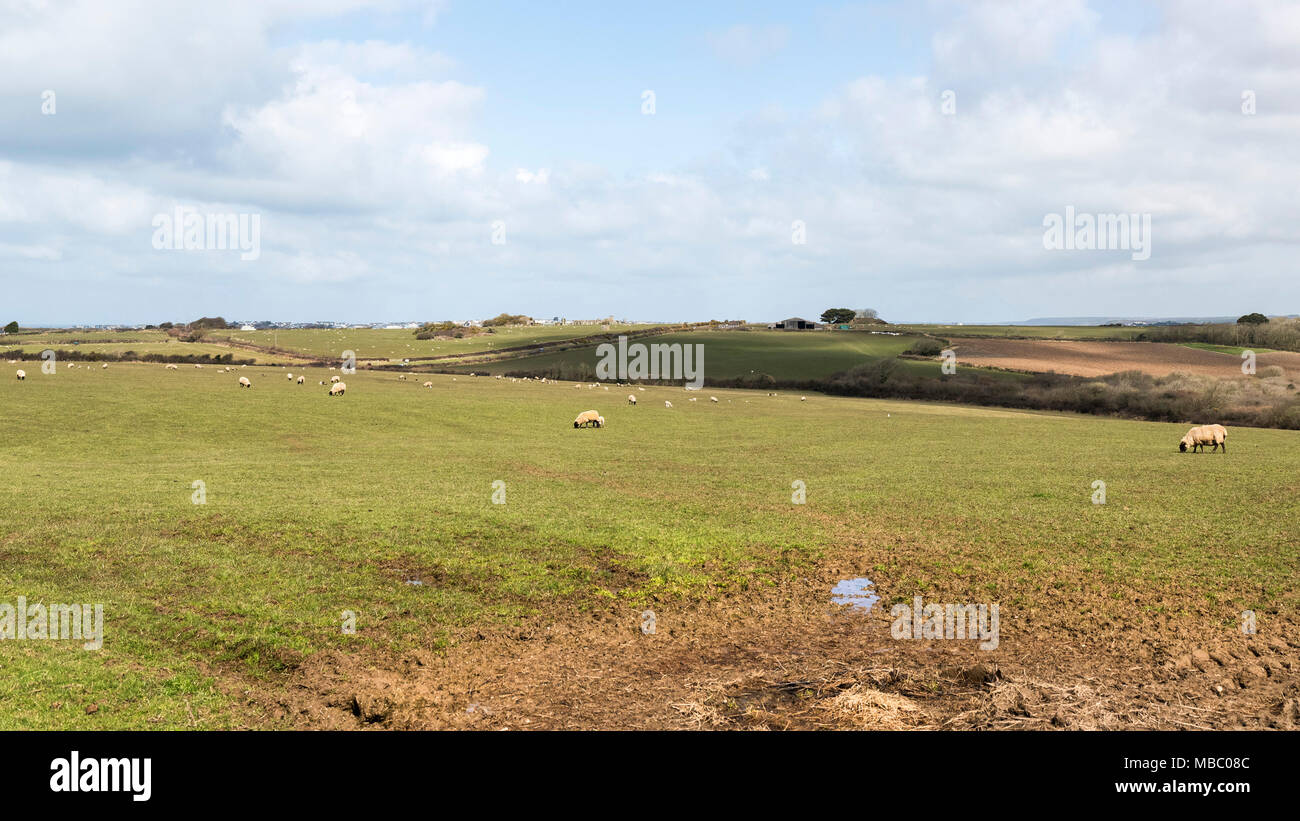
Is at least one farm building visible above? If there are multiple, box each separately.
[769,317,818,330]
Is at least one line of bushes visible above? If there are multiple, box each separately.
[500,355,1300,430]
[1137,318,1300,352]
[1,348,255,365]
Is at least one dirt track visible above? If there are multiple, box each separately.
[949,338,1300,378]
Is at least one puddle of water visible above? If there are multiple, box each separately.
[831,577,880,612]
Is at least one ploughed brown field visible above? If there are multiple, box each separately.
[949,338,1300,378]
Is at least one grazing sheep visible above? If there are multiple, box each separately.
[15,369,25,380]
[1180,424,1227,453]
[664,401,672,408]
[573,410,601,428]
[195,364,203,369]
[596,416,605,427]
[331,375,340,383]
[238,376,251,388]
[709,396,718,403]
[423,381,433,388]
[628,394,636,405]
[165,364,178,370]
[101,363,108,369]
[297,376,305,384]
[800,396,807,402]
[398,374,407,381]
[689,397,697,402]
[329,382,346,396]
[287,373,294,380]
[638,387,645,392]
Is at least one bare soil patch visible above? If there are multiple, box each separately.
[238,561,1300,731]
[949,338,1300,379]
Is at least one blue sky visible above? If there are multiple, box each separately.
[1,0,1297,325]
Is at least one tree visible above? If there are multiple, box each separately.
[1237,312,1269,325]
[187,316,230,330]
[482,313,532,327]
[820,308,856,325]
[2,321,17,334]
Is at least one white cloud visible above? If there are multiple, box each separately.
[1,0,1298,323]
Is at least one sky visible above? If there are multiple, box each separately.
[1,0,1298,325]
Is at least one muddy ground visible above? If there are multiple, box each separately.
[228,554,1300,731]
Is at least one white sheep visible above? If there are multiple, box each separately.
[709,396,718,403]
[628,394,636,405]
[1180,424,1227,453]
[239,376,251,388]
[287,373,294,380]
[664,400,672,408]
[329,382,346,396]
[689,397,697,402]
[297,376,305,384]
[331,375,340,383]
[195,364,203,369]
[15,369,25,380]
[573,410,601,428]
[101,363,108,369]
[423,381,433,388]
[800,396,807,402]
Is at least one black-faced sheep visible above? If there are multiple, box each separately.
[329,382,346,396]
[239,376,252,388]
[15,369,25,380]
[573,410,601,428]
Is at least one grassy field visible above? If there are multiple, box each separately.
[1,361,1297,728]
[1,341,294,364]
[207,324,658,362]
[901,324,1150,340]
[1180,342,1282,356]
[466,329,938,381]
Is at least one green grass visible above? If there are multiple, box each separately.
[1180,342,1281,356]
[901,324,1150,340]
[207,324,659,362]
[2,363,1297,728]
[469,329,932,380]
[1,341,290,364]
